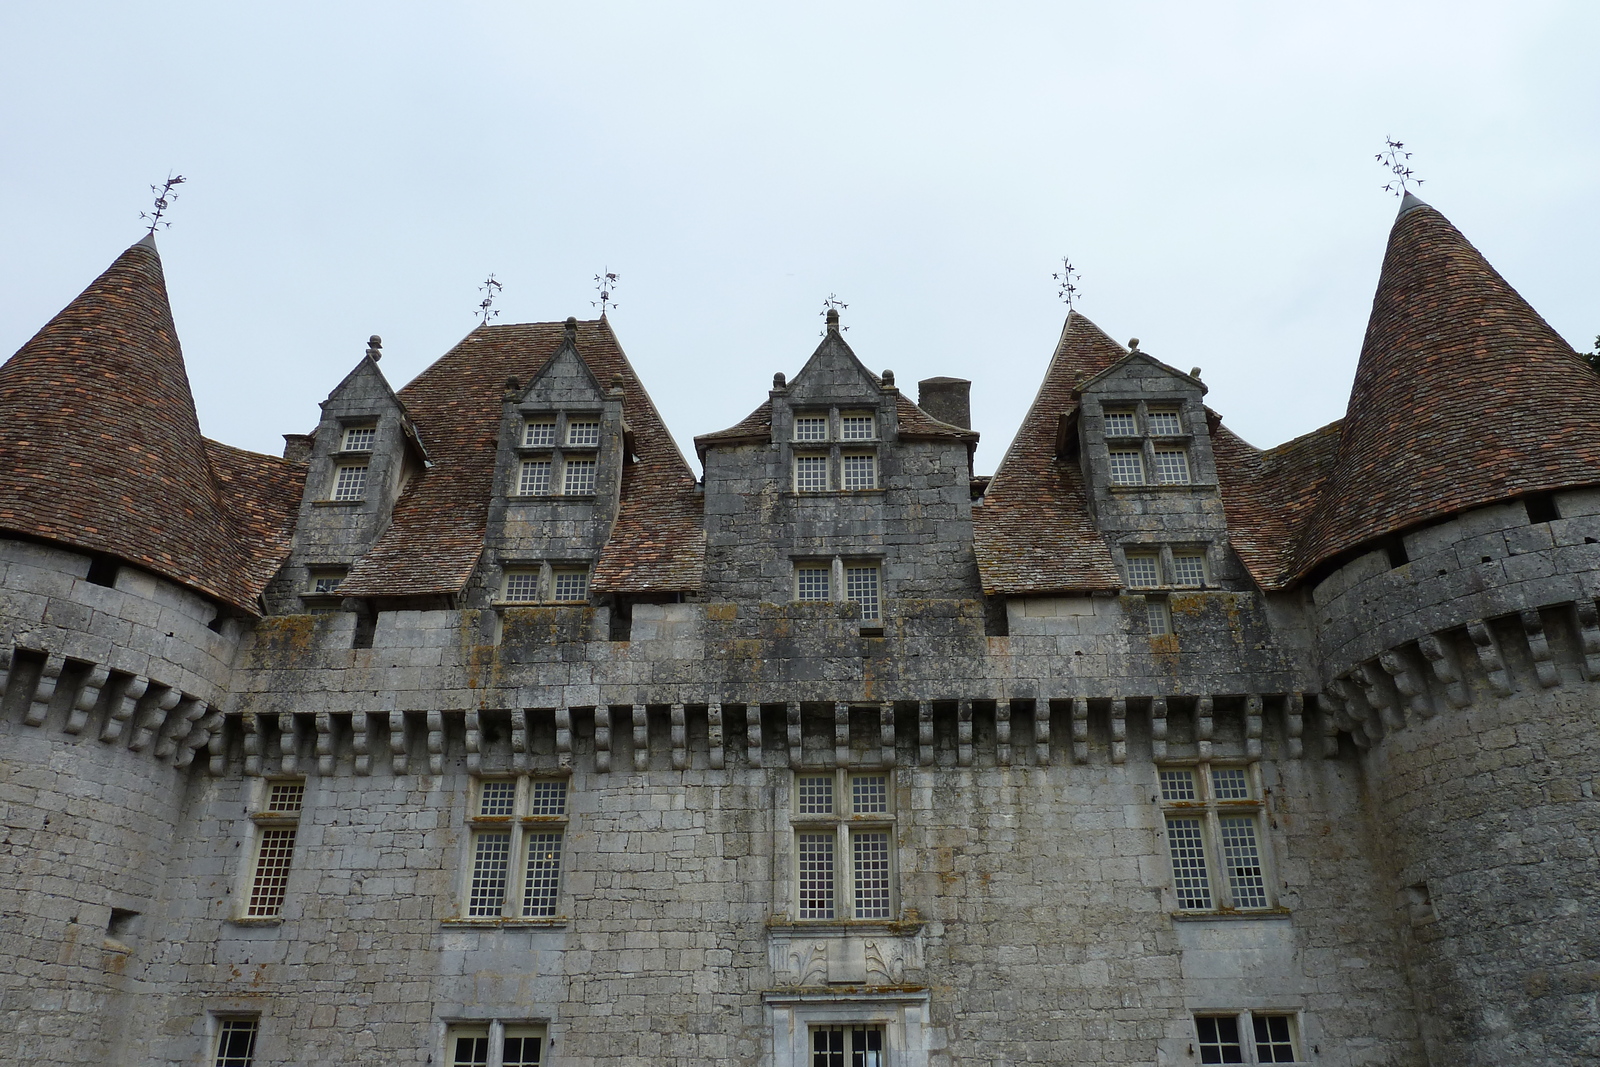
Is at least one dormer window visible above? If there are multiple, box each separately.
[566,421,601,447]
[523,420,556,448]
[551,568,589,601]
[1109,450,1145,486]
[794,454,830,493]
[1125,553,1160,587]
[307,567,347,596]
[842,453,878,491]
[1171,552,1207,585]
[1147,408,1183,436]
[562,459,597,495]
[340,424,376,452]
[840,412,876,440]
[794,415,828,442]
[331,463,368,501]
[1104,409,1139,437]
[1152,450,1191,485]
[519,460,552,496]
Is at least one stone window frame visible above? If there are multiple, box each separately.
[789,769,898,923]
[329,461,369,501]
[210,1014,261,1067]
[499,562,591,606]
[841,452,879,491]
[455,777,570,926]
[512,409,601,499]
[792,557,884,620]
[1145,597,1172,636]
[442,1020,549,1067]
[238,779,304,922]
[339,422,377,453]
[1098,399,1197,491]
[764,992,931,1067]
[1157,762,1280,915]
[787,407,886,495]
[1193,1011,1305,1065]
[810,1023,886,1066]
[1119,545,1213,590]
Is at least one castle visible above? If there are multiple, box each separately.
[1,192,1596,1067]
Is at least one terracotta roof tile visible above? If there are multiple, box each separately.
[1289,197,1600,581]
[204,439,305,598]
[1212,417,1342,590]
[0,237,268,612]
[338,318,702,598]
[695,388,975,457]
[973,312,1125,595]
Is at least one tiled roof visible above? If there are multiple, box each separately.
[205,440,305,598]
[1288,196,1600,581]
[0,237,273,613]
[1212,417,1343,590]
[972,312,1125,595]
[695,386,975,457]
[338,318,703,598]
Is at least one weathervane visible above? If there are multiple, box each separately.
[820,293,849,335]
[1053,256,1082,310]
[592,269,619,316]
[140,173,186,234]
[477,274,503,325]
[1376,138,1423,197]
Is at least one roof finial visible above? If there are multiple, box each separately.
[366,335,383,362]
[1053,255,1082,310]
[1376,137,1424,198]
[592,268,620,317]
[820,294,848,336]
[1128,337,1140,352]
[139,172,186,235]
[477,274,503,326]
[564,316,578,339]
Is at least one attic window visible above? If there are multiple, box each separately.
[551,568,590,602]
[1109,450,1145,486]
[331,464,368,501]
[1152,450,1191,485]
[840,412,876,441]
[1147,409,1182,436]
[340,425,376,452]
[1125,554,1161,588]
[1104,410,1138,437]
[566,421,601,447]
[794,415,828,442]
[523,420,556,448]
[307,568,347,595]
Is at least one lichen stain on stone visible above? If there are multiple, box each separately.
[253,614,317,655]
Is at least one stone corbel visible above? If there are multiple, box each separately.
[595,706,612,773]
[1520,609,1560,688]
[1466,619,1514,697]
[24,652,66,727]
[1244,694,1263,760]
[1284,693,1304,760]
[957,700,973,767]
[64,663,109,735]
[352,712,371,775]
[996,699,1012,766]
[1071,697,1089,763]
[747,704,763,768]
[101,675,148,743]
[786,702,802,769]
[834,702,850,769]
[315,712,335,775]
[1417,632,1470,709]
[556,707,573,772]
[1110,697,1127,764]
[1034,696,1051,766]
[917,702,934,767]
[708,703,725,770]
[1195,696,1214,760]
[878,703,895,767]
[1150,696,1168,760]
[632,703,648,772]
[671,703,687,770]
[427,710,445,774]
[389,711,408,774]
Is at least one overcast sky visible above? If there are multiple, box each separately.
[2,2,1596,475]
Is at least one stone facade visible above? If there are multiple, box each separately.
[1,196,1597,1066]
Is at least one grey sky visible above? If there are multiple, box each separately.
[3,2,1596,475]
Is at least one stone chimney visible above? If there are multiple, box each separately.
[282,433,314,463]
[917,377,972,429]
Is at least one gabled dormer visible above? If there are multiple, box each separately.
[484,317,628,606]
[271,335,427,612]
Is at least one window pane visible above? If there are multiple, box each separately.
[519,460,552,495]
[214,1018,258,1067]
[1196,1016,1243,1064]
[551,570,589,602]
[851,774,888,814]
[341,426,376,452]
[266,781,304,813]
[1108,450,1144,485]
[503,1031,544,1067]
[332,464,368,501]
[504,572,539,602]
[522,831,563,917]
[798,833,836,919]
[1170,553,1206,586]
[1125,555,1160,588]
[566,420,601,446]
[798,776,834,815]
[523,420,556,447]
[1146,600,1170,635]
[563,459,596,495]
[529,780,568,817]
[479,780,516,817]
[813,1025,845,1067]
[840,414,875,440]
[795,416,829,441]
[450,1033,491,1067]
[1159,769,1197,802]
[842,454,877,490]
[852,831,892,919]
[246,827,297,917]
[1253,1014,1297,1063]
[468,831,511,917]
[310,572,344,594]
[1104,410,1138,437]
[1220,817,1269,908]
[1211,768,1251,800]
[795,454,829,492]
[851,1025,885,1067]
[1147,410,1182,435]
[1153,450,1191,484]
[1165,817,1213,909]
[845,566,880,620]
[797,567,830,602]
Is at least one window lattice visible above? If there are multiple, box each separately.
[1211,768,1250,800]
[841,453,877,490]
[1153,449,1191,484]
[504,572,539,602]
[1220,817,1269,908]
[851,775,888,814]
[551,570,589,602]
[1159,769,1197,802]
[467,831,512,917]
[266,781,304,813]
[1147,409,1182,436]
[566,421,601,446]
[852,831,892,919]
[812,1025,884,1067]
[797,833,836,919]
[1196,1016,1242,1065]
[840,414,875,440]
[1146,600,1171,636]
[529,780,568,817]
[794,416,828,441]
[341,425,376,452]
[502,1030,545,1067]
[332,464,368,501]
[519,459,552,495]
[1171,554,1206,586]
[310,572,344,594]
[845,566,880,620]
[1253,1015,1298,1063]
[1104,410,1138,437]
[1108,450,1145,485]
[521,831,563,917]
[213,1018,259,1067]
[797,567,830,602]
[795,455,829,492]
[1165,817,1213,910]
[1125,555,1160,588]
[523,420,556,448]
[246,827,298,917]
[450,1033,491,1067]
[562,459,596,495]
[479,780,516,817]
[798,776,834,815]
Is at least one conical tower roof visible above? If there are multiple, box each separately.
[0,236,257,610]
[1292,197,1600,580]
[973,311,1124,594]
